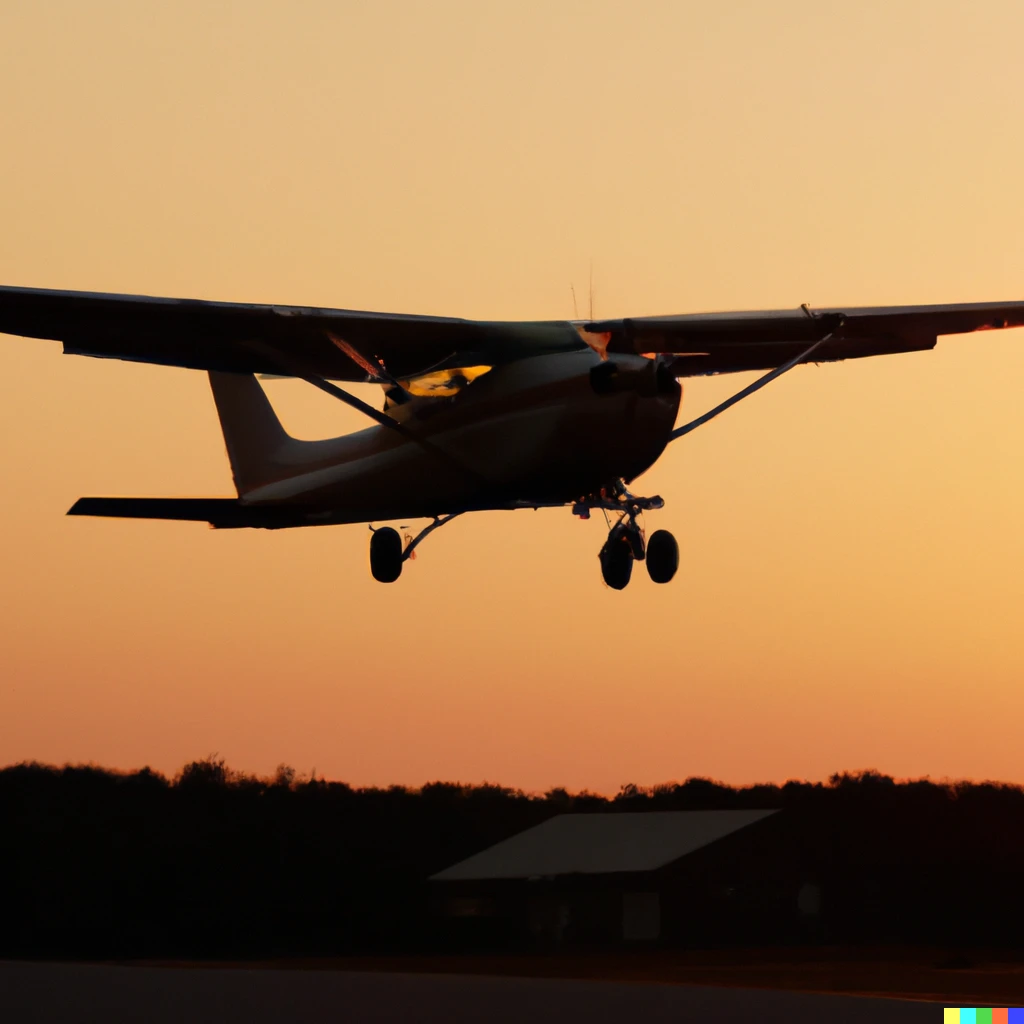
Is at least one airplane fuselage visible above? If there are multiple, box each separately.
[238,350,681,523]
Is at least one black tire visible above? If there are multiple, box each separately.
[599,532,634,590]
[645,529,679,584]
[369,527,404,583]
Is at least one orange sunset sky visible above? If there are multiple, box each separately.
[3,0,1024,793]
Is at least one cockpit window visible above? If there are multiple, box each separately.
[398,365,491,397]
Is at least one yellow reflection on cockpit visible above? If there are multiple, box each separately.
[398,365,492,397]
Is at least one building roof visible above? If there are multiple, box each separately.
[430,809,778,881]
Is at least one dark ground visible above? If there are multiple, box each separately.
[9,763,1024,960]
[5,761,1024,1019]
[0,962,941,1024]
[131,946,1024,1005]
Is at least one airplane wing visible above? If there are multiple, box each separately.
[0,285,580,382]
[585,302,1024,377]
[5,286,1024,382]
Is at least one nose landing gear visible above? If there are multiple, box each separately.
[597,521,679,589]
[576,483,679,590]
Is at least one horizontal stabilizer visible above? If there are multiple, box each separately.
[67,497,311,529]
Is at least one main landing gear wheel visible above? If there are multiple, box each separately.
[367,514,465,582]
[645,529,679,584]
[599,526,635,590]
[369,527,403,583]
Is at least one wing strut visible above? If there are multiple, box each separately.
[242,339,490,488]
[668,317,844,442]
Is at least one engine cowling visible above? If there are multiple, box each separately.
[589,356,679,399]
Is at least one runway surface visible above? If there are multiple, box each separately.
[1,961,939,1023]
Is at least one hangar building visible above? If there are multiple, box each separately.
[430,809,829,947]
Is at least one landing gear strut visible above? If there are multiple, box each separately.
[576,482,678,589]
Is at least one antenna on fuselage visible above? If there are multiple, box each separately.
[589,260,594,321]
[571,283,579,320]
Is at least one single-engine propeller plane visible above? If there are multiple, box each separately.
[2,284,1023,587]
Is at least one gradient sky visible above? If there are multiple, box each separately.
[3,0,1024,792]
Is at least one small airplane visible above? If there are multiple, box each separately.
[2,284,1023,588]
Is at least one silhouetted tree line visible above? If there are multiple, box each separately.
[3,759,1024,958]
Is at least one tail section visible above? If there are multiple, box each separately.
[207,372,303,495]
